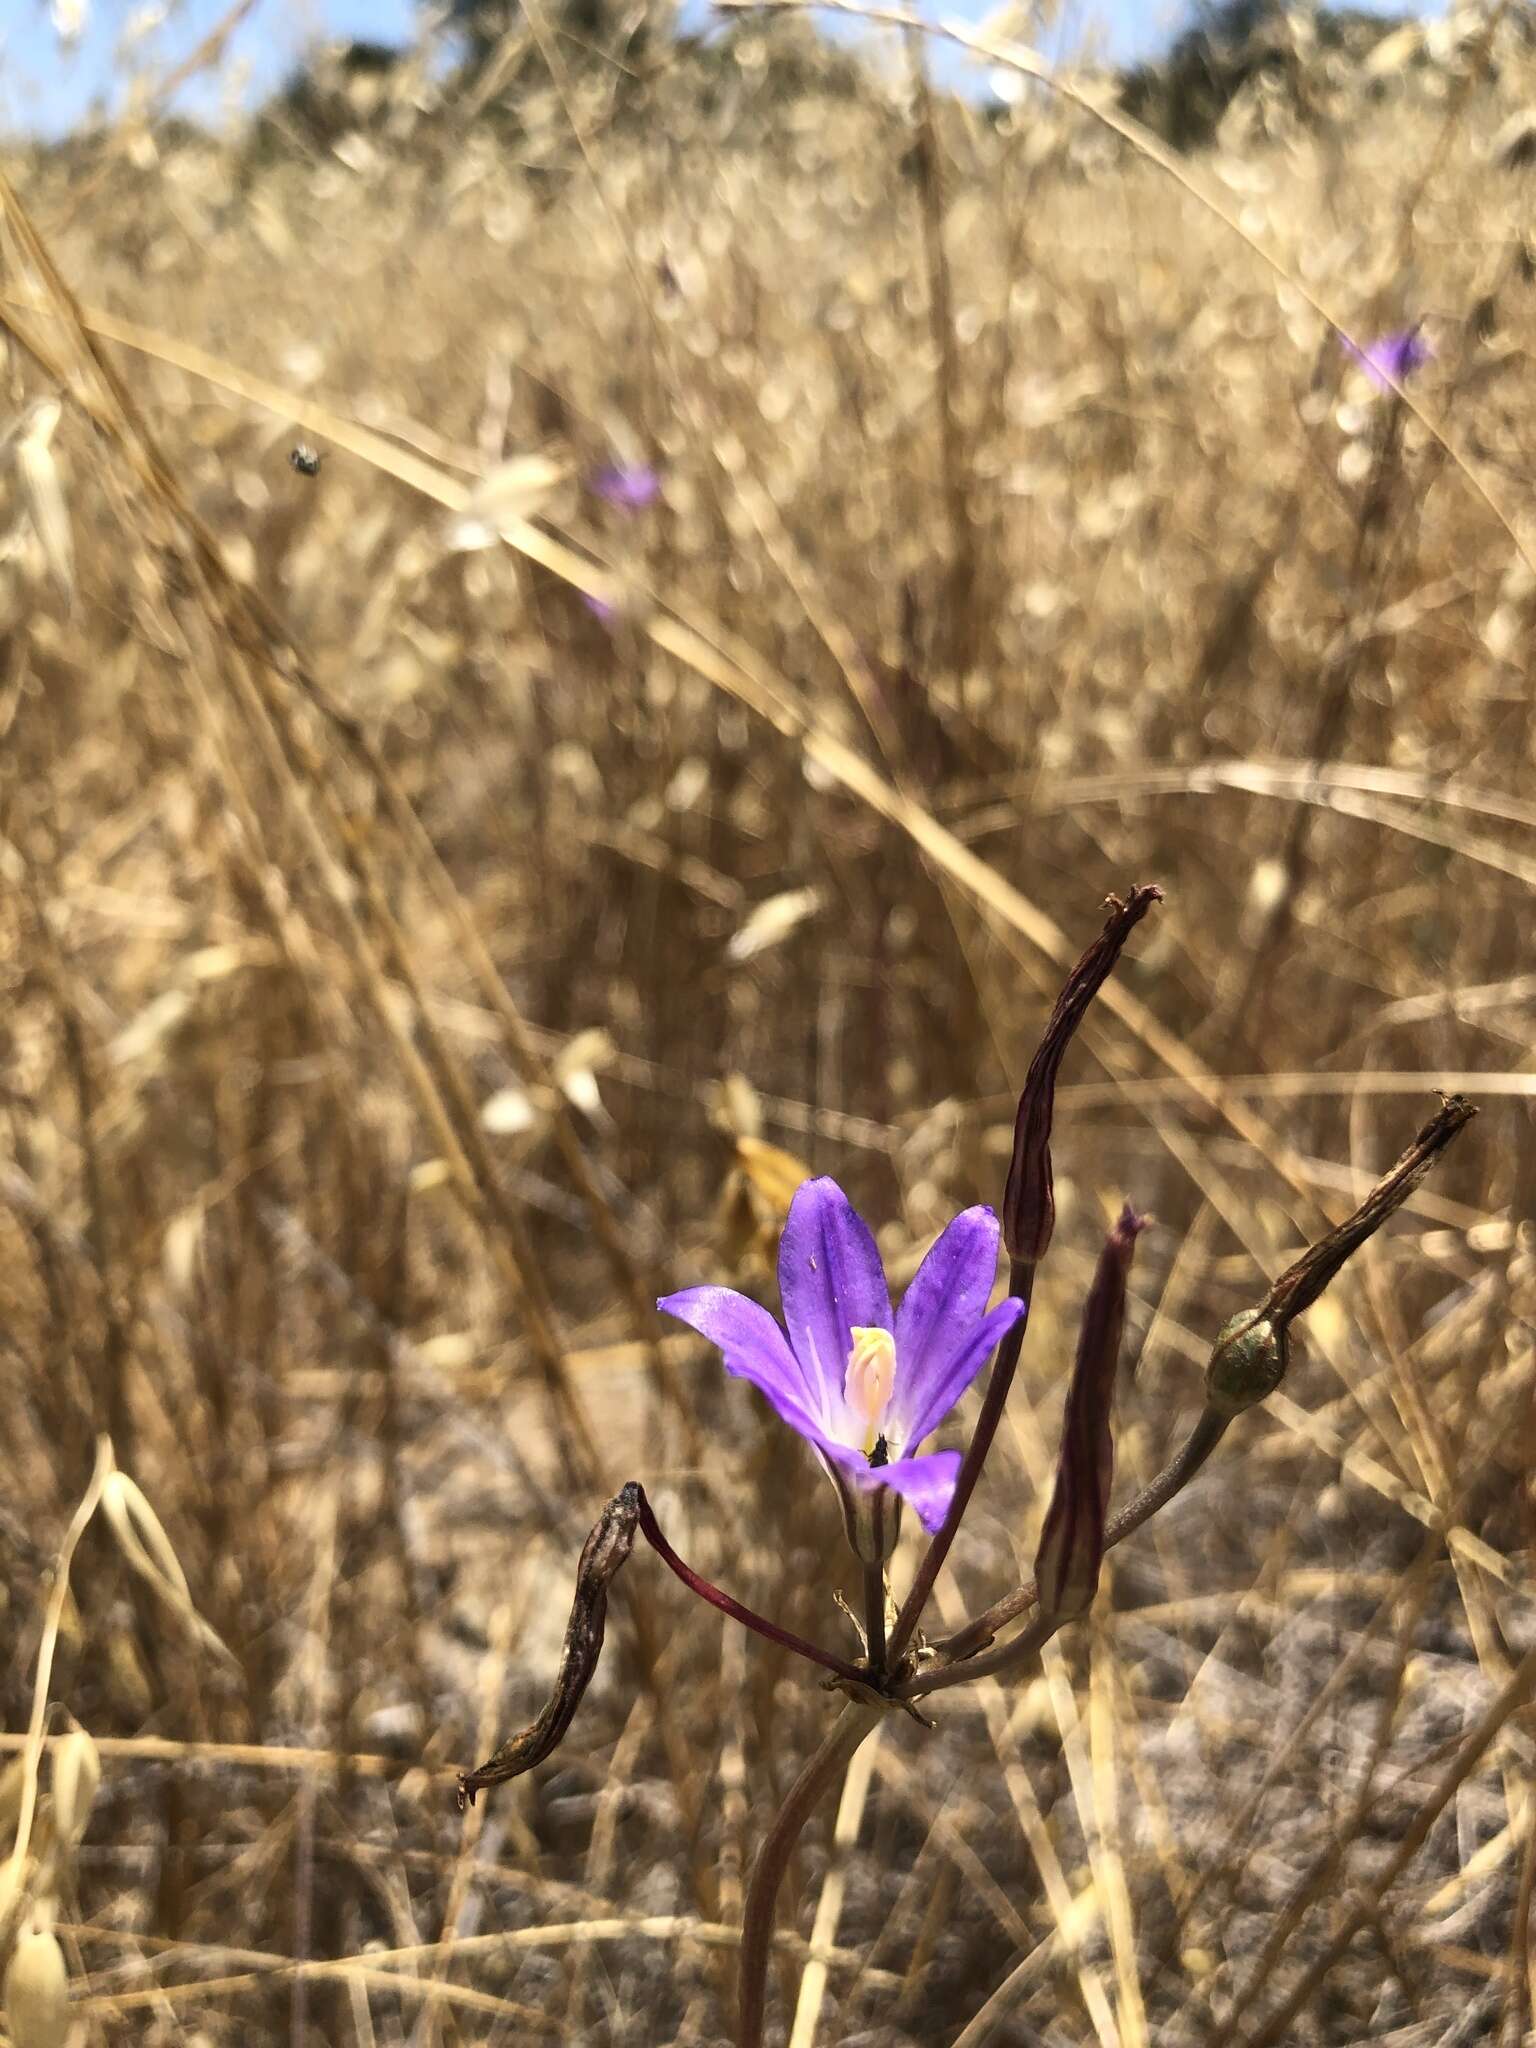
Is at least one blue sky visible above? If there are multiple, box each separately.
[4,0,1428,138]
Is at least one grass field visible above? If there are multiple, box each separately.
[2,7,1535,2043]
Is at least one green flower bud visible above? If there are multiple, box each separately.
[1205,1308,1287,1416]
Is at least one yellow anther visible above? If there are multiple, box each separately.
[845,1326,896,1443]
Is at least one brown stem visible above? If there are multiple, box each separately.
[901,1611,1056,1700]
[738,1703,881,2048]
[926,1406,1231,1669]
[1102,1404,1232,1551]
[1240,1640,1536,2048]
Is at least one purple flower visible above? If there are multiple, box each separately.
[589,464,660,511]
[582,592,618,627]
[659,1178,1026,1543]
[1341,327,1432,392]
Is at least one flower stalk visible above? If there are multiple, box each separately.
[450,890,1480,2048]
[737,1702,881,2048]
[887,883,1161,1664]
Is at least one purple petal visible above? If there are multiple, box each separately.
[822,1442,962,1532]
[657,1286,821,1435]
[589,464,660,511]
[890,1207,1003,1439]
[1342,328,1431,392]
[582,592,618,627]
[777,1179,892,1433]
[895,1295,1026,1455]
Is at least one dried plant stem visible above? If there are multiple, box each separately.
[0,249,1355,1229]
[1260,1094,1476,1327]
[904,24,973,678]
[928,1407,1230,1672]
[1240,1639,1536,2048]
[1504,1796,1536,2047]
[717,0,1534,577]
[786,1721,884,2048]
[903,1611,1057,1701]
[1220,1534,1439,2031]
[6,1438,113,1897]
[738,1703,881,2048]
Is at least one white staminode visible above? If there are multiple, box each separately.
[844,1326,896,1449]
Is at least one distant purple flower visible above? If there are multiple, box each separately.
[1342,326,1432,392]
[582,592,618,627]
[589,464,660,511]
[660,1178,1026,1543]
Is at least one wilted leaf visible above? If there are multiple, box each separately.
[735,1135,813,1223]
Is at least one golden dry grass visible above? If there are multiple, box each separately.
[1,9,1535,2043]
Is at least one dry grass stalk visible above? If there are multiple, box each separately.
[2,5,1534,2040]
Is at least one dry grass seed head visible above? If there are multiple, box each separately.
[2,1923,70,2048]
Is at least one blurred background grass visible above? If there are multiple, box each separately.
[1,3,1534,2042]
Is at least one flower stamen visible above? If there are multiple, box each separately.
[845,1326,896,1454]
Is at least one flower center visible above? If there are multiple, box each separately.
[845,1326,896,1455]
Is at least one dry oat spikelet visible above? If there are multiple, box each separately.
[3,1924,71,2048]
[50,1730,100,1853]
[99,1470,236,1665]
[0,1757,25,1845]
[6,399,74,602]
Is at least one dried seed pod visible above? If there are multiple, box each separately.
[50,1730,100,1852]
[1205,1098,1475,1417]
[3,1926,71,2048]
[1003,886,1161,1267]
[458,1485,643,1810]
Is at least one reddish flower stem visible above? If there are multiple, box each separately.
[633,1485,867,1687]
[738,1702,881,2048]
[885,1258,1035,1665]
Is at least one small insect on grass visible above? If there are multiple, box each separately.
[289,442,323,476]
